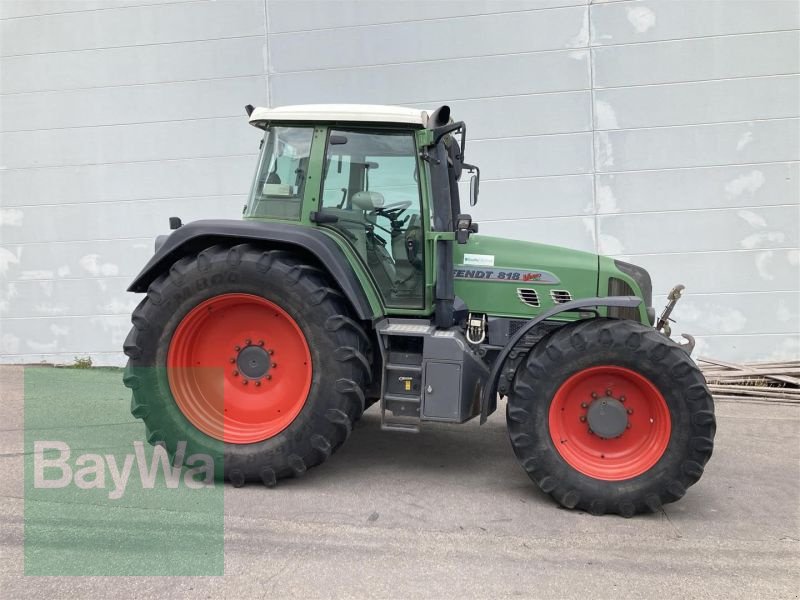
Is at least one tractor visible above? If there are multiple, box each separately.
[123,104,715,516]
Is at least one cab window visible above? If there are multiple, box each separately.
[246,126,313,220]
[320,130,425,308]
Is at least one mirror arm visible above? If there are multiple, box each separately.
[432,121,466,148]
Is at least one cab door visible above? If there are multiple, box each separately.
[318,128,426,309]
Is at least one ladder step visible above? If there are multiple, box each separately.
[384,394,420,421]
[383,393,421,403]
[385,363,422,372]
[381,394,421,432]
[380,420,420,433]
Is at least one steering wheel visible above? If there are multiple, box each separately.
[371,200,412,222]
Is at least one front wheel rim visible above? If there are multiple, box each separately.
[548,366,671,481]
[167,293,312,444]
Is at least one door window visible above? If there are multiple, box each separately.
[320,130,424,308]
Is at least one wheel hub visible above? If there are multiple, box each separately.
[236,344,272,379]
[586,396,628,439]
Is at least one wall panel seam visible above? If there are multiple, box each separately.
[267,2,589,35]
[3,115,250,134]
[594,72,800,91]
[594,116,800,134]
[268,46,591,75]
[477,204,800,221]
[1,33,266,59]
[0,153,259,173]
[0,0,200,22]
[6,194,249,210]
[598,160,800,176]
[588,1,599,253]
[0,73,268,97]
[591,27,800,50]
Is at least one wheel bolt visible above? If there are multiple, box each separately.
[245,339,251,346]
[579,416,586,422]
[268,349,274,355]
[258,340,264,347]
[234,345,241,352]
[266,375,272,380]
[627,408,633,415]
[233,370,239,377]
[591,392,598,399]
[242,379,248,385]
[580,402,588,409]
[255,381,261,387]
[605,388,612,396]
[620,395,626,402]
[229,357,235,363]
[272,363,277,368]
[626,423,631,429]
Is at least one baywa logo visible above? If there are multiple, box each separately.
[33,440,214,499]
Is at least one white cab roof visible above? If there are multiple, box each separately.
[248,104,431,127]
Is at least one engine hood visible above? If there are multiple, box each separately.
[452,234,600,319]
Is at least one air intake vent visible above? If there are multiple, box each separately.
[608,277,641,320]
[550,290,572,304]
[516,288,540,307]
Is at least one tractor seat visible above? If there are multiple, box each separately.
[351,191,385,211]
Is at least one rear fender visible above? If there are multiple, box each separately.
[127,219,376,320]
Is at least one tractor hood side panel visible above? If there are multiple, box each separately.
[453,234,599,319]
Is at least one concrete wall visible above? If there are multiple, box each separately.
[1,0,798,365]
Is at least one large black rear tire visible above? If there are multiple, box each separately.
[123,244,370,486]
[507,318,715,516]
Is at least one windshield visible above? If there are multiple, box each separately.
[245,126,314,220]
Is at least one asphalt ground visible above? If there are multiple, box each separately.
[0,365,798,599]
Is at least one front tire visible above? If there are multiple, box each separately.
[123,244,370,486]
[507,318,715,516]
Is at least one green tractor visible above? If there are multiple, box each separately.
[124,104,715,516]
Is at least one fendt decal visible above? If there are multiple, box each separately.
[453,266,560,284]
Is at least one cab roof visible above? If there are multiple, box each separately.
[248,104,431,128]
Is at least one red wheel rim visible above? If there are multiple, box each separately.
[548,366,671,481]
[167,293,312,444]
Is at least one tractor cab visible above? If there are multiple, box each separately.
[245,104,475,316]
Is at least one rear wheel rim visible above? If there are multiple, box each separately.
[548,366,671,481]
[167,293,312,444]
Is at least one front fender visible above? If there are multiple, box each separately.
[480,296,643,423]
[127,219,376,321]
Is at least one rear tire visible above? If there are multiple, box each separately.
[123,244,370,485]
[507,318,715,516]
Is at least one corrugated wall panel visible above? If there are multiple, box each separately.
[0,156,257,206]
[0,0,267,363]
[269,7,588,72]
[270,50,592,104]
[1,0,798,365]
[0,0,265,56]
[2,76,267,131]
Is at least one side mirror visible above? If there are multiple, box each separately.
[469,174,479,207]
[464,163,480,207]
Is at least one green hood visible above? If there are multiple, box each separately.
[453,234,600,319]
